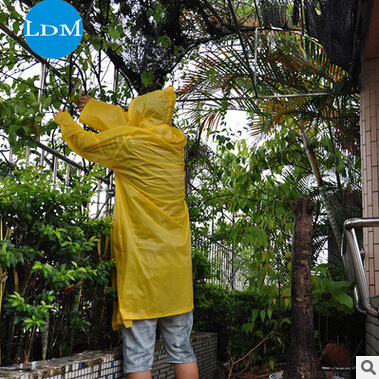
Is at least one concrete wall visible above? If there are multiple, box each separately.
[0,332,217,379]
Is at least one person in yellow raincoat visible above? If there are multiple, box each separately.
[54,87,198,379]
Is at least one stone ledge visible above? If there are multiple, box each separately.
[0,332,218,379]
[0,349,123,378]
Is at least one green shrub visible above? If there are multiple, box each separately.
[192,249,364,374]
[192,248,290,367]
[0,167,116,365]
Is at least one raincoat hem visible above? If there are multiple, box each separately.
[119,305,194,329]
[122,305,194,321]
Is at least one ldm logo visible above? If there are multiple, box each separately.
[23,0,83,59]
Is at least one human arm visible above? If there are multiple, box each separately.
[57,95,128,132]
[54,111,120,169]
[78,97,129,131]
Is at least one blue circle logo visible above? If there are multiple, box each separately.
[23,0,83,59]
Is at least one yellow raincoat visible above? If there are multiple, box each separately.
[54,87,193,330]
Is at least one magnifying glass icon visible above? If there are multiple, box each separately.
[362,360,377,375]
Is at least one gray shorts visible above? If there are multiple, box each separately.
[121,311,197,374]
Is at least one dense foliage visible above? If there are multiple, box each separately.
[0,167,116,364]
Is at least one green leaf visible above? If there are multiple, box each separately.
[334,291,353,309]
[251,309,259,322]
[42,97,51,108]
[242,322,254,333]
[108,28,120,40]
[260,309,266,322]
[13,20,20,34]
[267,308,273,319]
[141,71,155,87]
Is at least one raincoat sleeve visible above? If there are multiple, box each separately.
[54,111,121,170]
[79,98,128,131]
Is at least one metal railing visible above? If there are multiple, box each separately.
[192,234,246,290]
[2,140,115,218]
[342,218,379,317]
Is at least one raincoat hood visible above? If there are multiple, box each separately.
[78,86,175,131]
[128,86,176,128]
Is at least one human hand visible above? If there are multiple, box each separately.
[76,95,92,111]
[54,109,63,116]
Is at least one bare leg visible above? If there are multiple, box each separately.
[173,361,199,379]
[126,371,152,379]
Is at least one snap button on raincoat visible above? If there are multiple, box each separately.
[54,87,193,330]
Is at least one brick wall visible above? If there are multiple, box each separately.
[360,57,379,297]
[360,56,379,354]
[153,333,217,379]
[0,332,217,379]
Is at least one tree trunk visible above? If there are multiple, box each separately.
[299,127,342,251]
[283,198,326,379]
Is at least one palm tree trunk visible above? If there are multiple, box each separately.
[283,198,325,379]
[299,127,342,250]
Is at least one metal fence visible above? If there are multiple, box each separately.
[1,139,115,217]
[192,234,246,290]
[1,60,116,216]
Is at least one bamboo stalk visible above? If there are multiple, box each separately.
[0,218,6,364]
[13,268,19,294]
[104,235,109,260]
[27,324,37,361]
[42,315,50,360]
[69,289,82,354]
[0,269,5,364]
